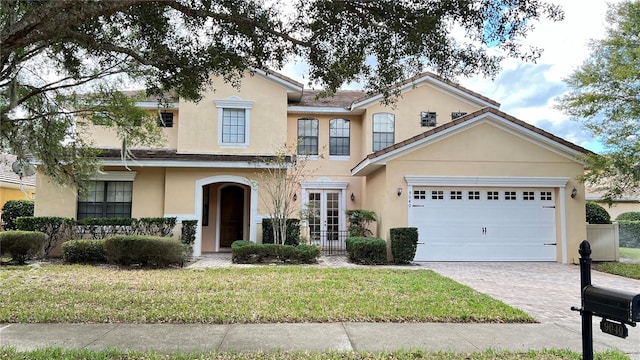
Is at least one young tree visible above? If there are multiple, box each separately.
[556,1,640,201]
[252,144,315,246]
[2,0,564,185]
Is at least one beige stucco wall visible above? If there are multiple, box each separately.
[592,201,640,221]
[359,82,489,155]
[177,73,288,154]
[34,171,77,218]
[363,121,587,263]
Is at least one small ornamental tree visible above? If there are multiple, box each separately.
[585,201,611,224]
[252,143,314,245]
[1,200,34,230]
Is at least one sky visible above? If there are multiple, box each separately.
[280,0,619,154]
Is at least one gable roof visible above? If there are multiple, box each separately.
[351,107,591,176]
[351,71,501,110]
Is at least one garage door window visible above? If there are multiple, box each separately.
[487,191,499,200]
[414,190,427,200]
[523,191,535,200]
[505,191,517,200]
[540,191,552,200]
[431,191,443,199]
[468,191,480,200]
[450,191,462,200]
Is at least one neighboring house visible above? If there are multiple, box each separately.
[585,185,640,220]
[0,153,36,224]
[34,70,590,263]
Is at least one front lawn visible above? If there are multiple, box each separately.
[0,265,533,323]
[0,348,630,360]
[620,247,640,260]
[596,262,640,280]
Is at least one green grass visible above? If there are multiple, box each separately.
[0,265,533,323]
[620,247,640,260]
[596,262,640,279]
[0,348,630,360]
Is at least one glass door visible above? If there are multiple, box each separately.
[306,190,342,245]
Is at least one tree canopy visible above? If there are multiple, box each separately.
[556,0,640,201]
[1,0,564,185]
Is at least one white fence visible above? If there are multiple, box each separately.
[586,223,620,262]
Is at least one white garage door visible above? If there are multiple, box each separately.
[411,188,557,261]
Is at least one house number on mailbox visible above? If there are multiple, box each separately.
[600,319,628,338]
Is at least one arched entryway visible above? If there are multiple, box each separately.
[194,176,258,256]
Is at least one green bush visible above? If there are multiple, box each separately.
[262,218,300,246]
[390,227,419,264]
[133,217,177,237]
[346,237,387,265]
[104,235,187,267]
[0,230,46,264]
[586,202,611,224]
[16,216,75,256]
[77,217,135,239]
[618,220,640,248]
[62,240,107,263]
[616,212,640,221]
[1,200,34,230]
[180,220,198,245]
[346,209,377,237]
[231,240,320,264]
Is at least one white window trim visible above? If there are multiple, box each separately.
[215,97,254,148]
[91,171,137,182]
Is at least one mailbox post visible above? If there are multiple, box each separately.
[572,240,640,360]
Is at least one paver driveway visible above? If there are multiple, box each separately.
[420,262,640,324]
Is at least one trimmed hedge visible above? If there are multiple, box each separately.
[231,240,320,264]
[390,227,418,264]
[16,216,75,256]
[104,235,188,267]
[618,221,640,248]
[586,202,611,224]
[181,220,198,245]
[62,240,107,263]
[616,212,640,221]
[1,200,34,230]
[0,230,46,264]
[345,237,387,265]
[262,218,300,246]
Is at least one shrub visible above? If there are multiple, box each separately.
[133,217,177,237]
[77,217,135,239]
[104,235,187,267]
[346,237,387,265]
[346,210,377,237]
[618,221,640,248]
[262,218,300,246]
[180,220,198,245]
[16,216,75,256]
[0,230,46,264]
[616,212,640,221]
[586,202,611,224]
[62,240,107,263]
[231,240,320,264]
[1,200,34,230]
[390,227,419,264]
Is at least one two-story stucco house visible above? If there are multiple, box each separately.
[34,69,589,263]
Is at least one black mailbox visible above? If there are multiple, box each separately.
[582,285,640,325]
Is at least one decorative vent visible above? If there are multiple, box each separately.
[420,112,437,127]
[451,112,467,120]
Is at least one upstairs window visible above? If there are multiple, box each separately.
[297,118,319,155]
[215,97,253,148]
[420,112,437,127]
[373,113,394,151]
[329,118,350,156]
[221,108,246,143]
[158,112,174,128]
[77,181,132,220]
[451,112,467,120]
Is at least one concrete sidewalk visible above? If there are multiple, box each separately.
[2,322,638,356]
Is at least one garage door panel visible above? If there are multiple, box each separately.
[412,187,557,262]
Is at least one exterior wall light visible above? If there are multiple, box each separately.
[351,193,355,201]
[571,188,578,199]
[293,193,297,201]
[397,188,402,197]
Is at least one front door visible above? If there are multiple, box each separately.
[220,185,245,248]
[306,190,343,249]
